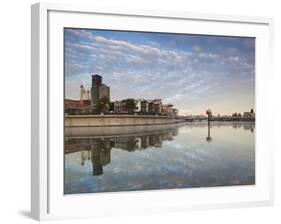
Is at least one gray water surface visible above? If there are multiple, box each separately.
[64,122,255,194]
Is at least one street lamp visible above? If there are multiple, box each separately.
[206,109,212,143]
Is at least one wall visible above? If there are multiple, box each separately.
[65,122,183,137]
[65,115,176,127]
[0,0,280,224]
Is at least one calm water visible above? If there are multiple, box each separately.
[64,122,255,194]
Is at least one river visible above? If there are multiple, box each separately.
[64,121,255,194]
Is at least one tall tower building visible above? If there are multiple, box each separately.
[91,74,102,107]
[99,84,110,100]
[91,74,110,110]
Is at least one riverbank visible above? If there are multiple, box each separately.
[65,115,178,127]
[210,117,255,122]
[65,122,186,138]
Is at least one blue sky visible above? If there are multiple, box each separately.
[64,28,255,115]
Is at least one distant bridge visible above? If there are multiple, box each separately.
[183,117,208,122]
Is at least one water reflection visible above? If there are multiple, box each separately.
[64,122,255,194]
[206,124,212,143]
[65,126,179,176]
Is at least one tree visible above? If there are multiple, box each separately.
[96,96,110,114]
[122,98,136,114]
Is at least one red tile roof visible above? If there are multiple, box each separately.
[65,99,91,109]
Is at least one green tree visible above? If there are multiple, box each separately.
[96,96,110,113]
[122,98,136,114]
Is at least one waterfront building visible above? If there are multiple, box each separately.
[153,99,162,114]
[99,84,110,100]
[134,98,154,114]
[109,102,115,112]
[132,98,162,115]
[64,99,91,114]
[129,99,177,116]
[140,100,149,113]
[147,100,156,114]
[112,100,124,113]
[243,111,255,118]
[161,104,174,116]
[91,74,102,107]
[243,108,255,118]
[134,99,142,113]
[91,74,110,111]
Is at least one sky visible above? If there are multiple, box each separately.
[64,28,255,116]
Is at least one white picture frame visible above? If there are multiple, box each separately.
[31,2,274,221]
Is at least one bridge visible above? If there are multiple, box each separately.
[183,116,208,122]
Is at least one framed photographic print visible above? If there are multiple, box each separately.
[31,2,274,221]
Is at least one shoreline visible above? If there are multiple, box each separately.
[65,114,255,127]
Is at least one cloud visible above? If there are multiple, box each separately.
[192,45,203,53]
[64,28,255,114]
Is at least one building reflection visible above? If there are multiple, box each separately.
[91,140,111,176]
[65,127,179,176]
[80,150,90,166]
[231,122,255,132]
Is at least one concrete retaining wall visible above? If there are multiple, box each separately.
[65,115,176,127]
